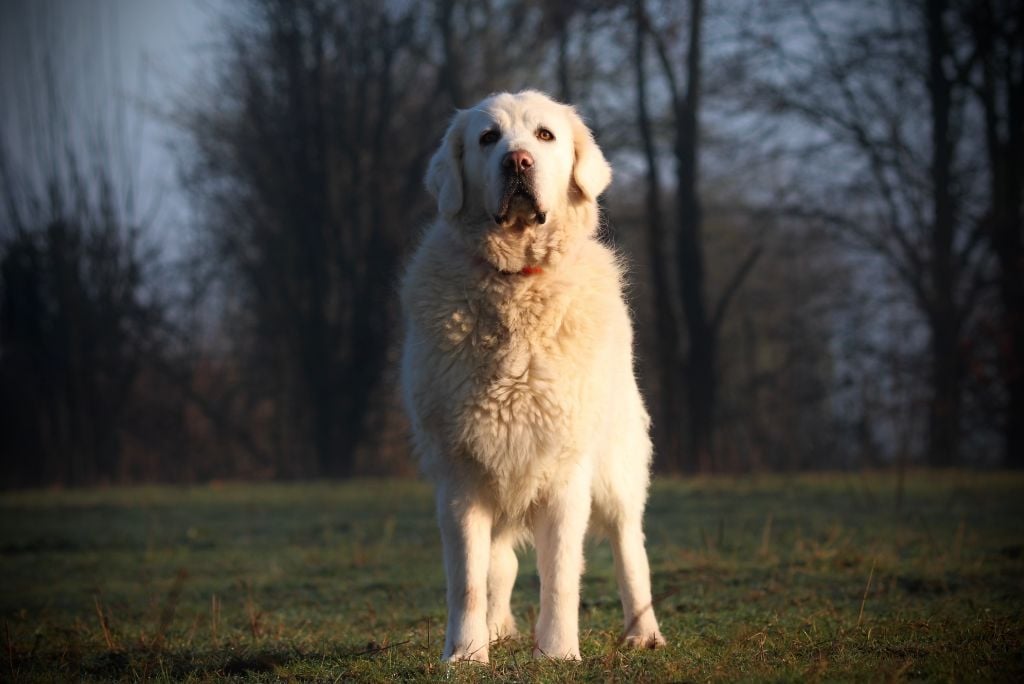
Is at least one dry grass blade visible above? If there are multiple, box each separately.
[153,568,189,651]
[857,559,876,627]
[93,595,115,651]
[245,581,263,639]
[354,639,410,657]
[211,594,220,644]
[5,620,15,680]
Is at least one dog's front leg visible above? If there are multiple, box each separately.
[532,463,591,660]
[437,484,492,663]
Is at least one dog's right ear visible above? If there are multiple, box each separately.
[425,111,466,218]
[568,107,612,202]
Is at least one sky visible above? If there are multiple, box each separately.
[0,0,224,254]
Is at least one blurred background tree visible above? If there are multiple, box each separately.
[0,1,170,486]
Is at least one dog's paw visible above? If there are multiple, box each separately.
[533,646,582,660]
[443,645,489,664]
[488,614,518,642]
[622,630,667,650]
[532,636,582,660]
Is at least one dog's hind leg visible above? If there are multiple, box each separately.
[609,511,666,649]
[487,532,519,641]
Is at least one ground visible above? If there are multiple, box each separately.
[1,471,1022,682]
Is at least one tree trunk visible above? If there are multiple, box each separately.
[1000,158,1024,468]
[925,0,962,467]
[928,317,961,467]
[556,11,572,103]
[437,0,464,107]
[634,0,683,471]
[1004,287,1024,469]
[672,0,715,473]
[972,0,1024,468]
[991,61,1024,470]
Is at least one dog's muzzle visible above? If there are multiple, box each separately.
[494,171,545,227]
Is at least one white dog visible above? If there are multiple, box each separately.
[400,90,665,662]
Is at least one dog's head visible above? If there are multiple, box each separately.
[425,90,611,272]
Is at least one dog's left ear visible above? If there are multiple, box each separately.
[569,108,612,202]
[425,110,467,218]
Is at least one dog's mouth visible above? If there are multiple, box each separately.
[493,178,546,228]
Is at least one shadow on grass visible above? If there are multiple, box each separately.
[0,636,392,682]
[72,644,384,680]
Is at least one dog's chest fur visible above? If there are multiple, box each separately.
[402,225,622,517]
[411,267,606,514]
[445,272,580,473]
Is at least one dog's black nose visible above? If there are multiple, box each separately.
[502,150,534,173]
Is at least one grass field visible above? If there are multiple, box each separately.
[1,471,1023,682]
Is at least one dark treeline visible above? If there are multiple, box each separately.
[0,0,1020,486]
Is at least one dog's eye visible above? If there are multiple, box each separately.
[536,128,555,142]
[479,130,500,146]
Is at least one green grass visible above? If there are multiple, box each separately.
[1,471,1022,682]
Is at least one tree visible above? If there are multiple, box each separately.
[0,214,159,486]
[963,0,1024,467]
[739,0,992,466]
[633,0,684,468]
[179,0,444,477]
[0,1,166,487]
[178,0,577,477]
[633,0,761,472]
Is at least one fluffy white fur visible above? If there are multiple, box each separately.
[400,90,665,663]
